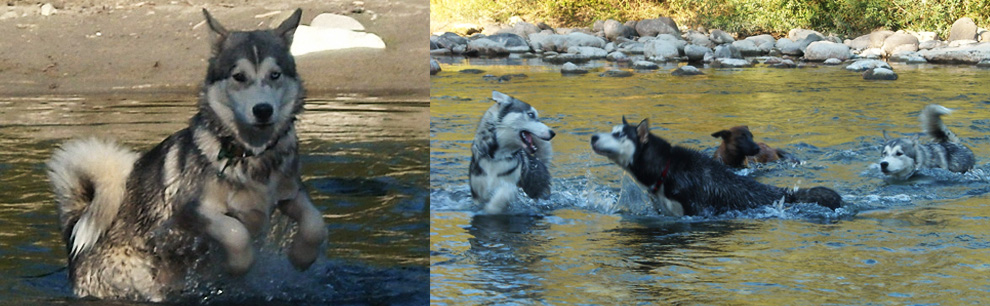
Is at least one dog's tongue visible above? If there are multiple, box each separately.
[522,131,537,153]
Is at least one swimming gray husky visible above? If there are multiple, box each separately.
[591,117,842,216]
[46,9,326,301]
[470,91,555,214]
[880,104,975,180]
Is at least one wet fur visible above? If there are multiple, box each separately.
[469,91,555,214]
[712,126,798,168]
[46,9,326,301]
[592,117,841,216]
[880,104,975,180]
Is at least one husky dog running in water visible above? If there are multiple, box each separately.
[880,104,975,180]
[469,91,555,214]
[591,117,842,216]
[46,9,326,301]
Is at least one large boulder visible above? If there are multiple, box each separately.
[466,38,508,56]
[615,40,645,54]
[711,58,752,68]
[567,46,608,59]
[528,32,606,53]
[486,33,531,52]
[845,34,870,50]
[656,34,687,53]
[713,44,741,59]
[686,31,715,48]
[788,28,824,41]
[868,30,894,48]
[745,34,776,53]
[435,32,467,50]
[863,67,897,80]
[604,19,635,41]
[948,17,978,42]
[845,59,891,72]
[636,17,680,37]
[684,44,711,62]
[882,32,919,55]
[732,39,762,56]
[671,65,704,76]
[644,39,679,60]
[776,38,802,56]
[804,41,851,61]
[919,43,990,64]
[430,58,440,75]
[497,21,542,39]
[710,29,735,44]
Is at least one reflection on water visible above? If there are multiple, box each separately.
[430,59,990,304]
[0,94,428,304]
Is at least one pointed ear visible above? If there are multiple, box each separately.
[491,91,512,106]
[712,130,729,139]
[637,118,650,144]
[202,9,229,56]
[275,8,303,47]
[621,116,629,125]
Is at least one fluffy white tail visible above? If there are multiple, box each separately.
[920,104,960,143]
[47,138,138,258]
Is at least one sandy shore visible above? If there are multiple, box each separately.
[0,0,428,99]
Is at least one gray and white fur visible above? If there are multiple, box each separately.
[46,9,326,301]
[591,117,842,217]
[880,104,975,180]
[469,91,555,214]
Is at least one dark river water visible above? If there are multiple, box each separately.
[430,57,990,304]
[0,95,428,305]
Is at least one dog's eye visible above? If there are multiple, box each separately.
[270,71,281,80]
[232,72,247,83]
[612,132,620,138]
[527,112,535,119]
[896,152,903,156]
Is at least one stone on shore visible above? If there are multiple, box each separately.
[600,69,634,77]
[561,62,589,75]
[635,17,680,37]
[882,32,919,55]
[846,59,891,71]
[948,17,978,42]
[863,67,897,80]
[430,58,441,75]
[633,60,659,70]
[804,41,851,61]
[684,44,711,62]
[671,65,703,76]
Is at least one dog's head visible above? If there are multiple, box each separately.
[201,9,304,150]
[880,131,918,180]
[711,126,760,156]
[591,116,650,169]
[489,91,555,156]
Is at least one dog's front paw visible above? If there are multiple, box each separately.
[288,214,326,270]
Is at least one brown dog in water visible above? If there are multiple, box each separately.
[712,126,797,168]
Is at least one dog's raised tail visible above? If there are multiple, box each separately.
[47,138,138,259]
[920,104,959,143]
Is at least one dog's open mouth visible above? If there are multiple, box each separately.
[520,131,538,154]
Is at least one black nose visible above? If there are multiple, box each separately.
[880,161,888,170]
[253,103,273,122]
[591,134,599,143]
[549,130,556,140]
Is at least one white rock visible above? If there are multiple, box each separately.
[310,13,364,31]
[804,41,851,61]
[290,25,386,56]
[632,60,659,70]
[845,59,891,71]
[41,3,56,16]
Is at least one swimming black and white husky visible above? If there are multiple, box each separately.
[591,117,842,216]
[46,9,326,301]
[469,91,555,214]
[880,104,975,180]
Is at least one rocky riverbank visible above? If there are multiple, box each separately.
[430,16,990,78]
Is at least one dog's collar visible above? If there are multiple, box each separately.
[215,131,287,178]
[650,159,672,193]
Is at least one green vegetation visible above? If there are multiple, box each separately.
[431,0,990,38]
